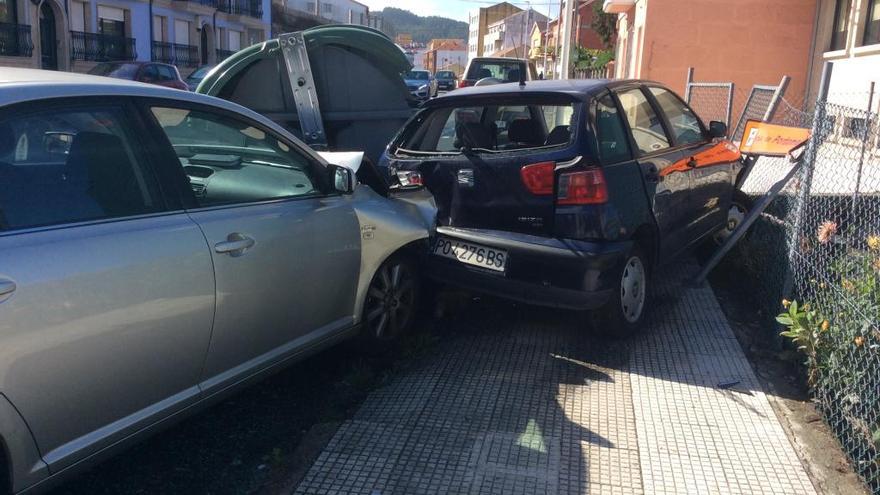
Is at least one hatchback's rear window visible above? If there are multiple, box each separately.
[396,99,577,155]
[466,61,524,83]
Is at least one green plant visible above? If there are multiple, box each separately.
[776,299,829,386]
[590,2,618,49]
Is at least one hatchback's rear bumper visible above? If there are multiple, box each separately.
[426,226,631,311]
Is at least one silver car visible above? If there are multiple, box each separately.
[0,69,433,494]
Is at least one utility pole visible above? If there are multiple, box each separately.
[559,0,574,79]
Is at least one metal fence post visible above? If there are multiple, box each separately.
[763,75,791,122]
[685,66,694,101]
[851,81,875,215]
[726,82,734,129]
[784,61,833,288]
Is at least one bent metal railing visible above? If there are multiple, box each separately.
[70,31,136,61]
[0,23,34,57]
[152,41,199,67]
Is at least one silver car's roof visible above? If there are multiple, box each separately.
[0,68,330,164]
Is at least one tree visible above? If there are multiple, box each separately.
[590,2,618,50]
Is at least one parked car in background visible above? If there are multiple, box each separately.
[403,70,438,101]
[435,70,457,92]
[185,64,216,91]
[458,57,537,88]
[88,61,188,90]
[380,79,742,336]
[0,69,432,494]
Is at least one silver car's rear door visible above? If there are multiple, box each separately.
[0,99,216,473]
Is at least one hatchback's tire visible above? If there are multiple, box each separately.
[362,254,420,341]
[590,246,649,338]
[712,191,752,246]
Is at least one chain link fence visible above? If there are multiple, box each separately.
[785,92,880,493]
[721,86,879,493]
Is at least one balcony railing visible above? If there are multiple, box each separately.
[174,0,262,18]
[215,48,236,61]
[70,31,137,61]
[0,23,34,57]
[152,41,199,67]
[224,0,262,18]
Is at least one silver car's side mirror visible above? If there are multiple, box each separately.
[329,164,355,194]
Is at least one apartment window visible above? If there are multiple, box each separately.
[152,15,166,41]
[322,3,332,13]
[247,28,263,45]
[306,1,315,13]
[71,1,86,32]
[174,19,190,45]
[98,6,126,37]
[830,0,851,51]
[0,0,17,23]
[228,30,242,51]
[864,0,880,46]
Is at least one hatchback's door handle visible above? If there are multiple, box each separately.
[645,165,660,183]
[0,279,16,300]
[214,233,255,256]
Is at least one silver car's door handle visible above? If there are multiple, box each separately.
[214,234,255,256]
[0,279,16,301]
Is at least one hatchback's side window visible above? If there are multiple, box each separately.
[141,65,158,82]
[616,88,670,155]
[648,87,705,146]
[0,108,163,231]
[156,65,176,82]
[150,106,319,207]
[595,94,632,163]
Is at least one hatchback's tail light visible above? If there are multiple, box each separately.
[457,79,472,88]
[396,170,423,187]
[557,168,608,205]
[520,162,555,195]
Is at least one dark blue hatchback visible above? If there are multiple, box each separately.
[379,80,742,336]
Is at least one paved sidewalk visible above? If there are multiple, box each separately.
[293,262,816,494]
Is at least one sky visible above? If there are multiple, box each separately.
[361,0,561,23]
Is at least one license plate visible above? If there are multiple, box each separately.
[433,237,507,272]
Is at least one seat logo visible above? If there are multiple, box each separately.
[457,169,474,187]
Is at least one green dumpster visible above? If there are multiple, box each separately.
[197,25,415,165]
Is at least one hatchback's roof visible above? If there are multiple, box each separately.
[422,79,613,106]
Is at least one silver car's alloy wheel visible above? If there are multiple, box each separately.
[364,260,416,339]
[714,202,747,244]
[620,256,646,324]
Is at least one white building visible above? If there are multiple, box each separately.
[482,9,547,59]
[284,0,370,25]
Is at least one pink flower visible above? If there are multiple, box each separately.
[817,221,837,244]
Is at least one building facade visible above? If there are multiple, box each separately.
[606,0,817,111]
[805,0,880,108]
[467,1,520,60]
[423,38,466,74]
[284,0,368,25]
[481,9,547,59]
[0,0,271,75]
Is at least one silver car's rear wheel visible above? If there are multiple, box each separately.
[363,256,418,340]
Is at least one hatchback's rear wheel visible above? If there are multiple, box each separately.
[363,255,419,340]
[591,246,649,338]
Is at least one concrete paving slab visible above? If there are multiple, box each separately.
[293,262,817,494]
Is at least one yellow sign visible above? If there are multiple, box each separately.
[739,120,811,156]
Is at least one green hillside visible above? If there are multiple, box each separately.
[380,7,468,44]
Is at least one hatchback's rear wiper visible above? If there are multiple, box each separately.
[395,147,461,156]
